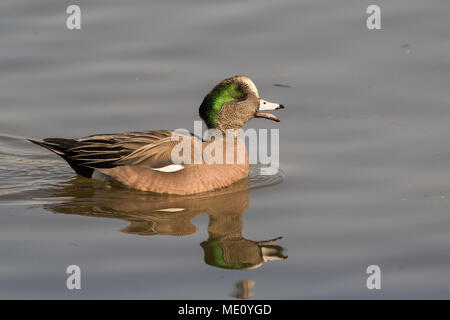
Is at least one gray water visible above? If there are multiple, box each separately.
[1,0,450,299]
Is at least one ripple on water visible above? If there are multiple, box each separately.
[249,166,285,190]
[0,134,72,201]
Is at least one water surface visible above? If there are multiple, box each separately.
[1,0,450,298]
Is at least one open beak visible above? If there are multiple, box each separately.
[255,99,285,122]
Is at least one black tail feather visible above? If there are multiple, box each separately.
[28,138,76,154]
[27,138,94,177]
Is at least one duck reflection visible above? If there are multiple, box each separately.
[233,280,255,299]
[42,176,287,270]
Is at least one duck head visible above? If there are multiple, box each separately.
[199,75,284,133]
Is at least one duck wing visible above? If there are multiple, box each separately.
[29,130,187,177]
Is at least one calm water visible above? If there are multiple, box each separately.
[1,0,450,299]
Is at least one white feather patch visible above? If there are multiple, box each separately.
[154,208,185,212]
[151,164,184,172]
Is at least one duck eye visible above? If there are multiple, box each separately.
[263,101,266,104]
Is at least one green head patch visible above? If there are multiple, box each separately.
[201,240,247,270]
[199,81,245,128]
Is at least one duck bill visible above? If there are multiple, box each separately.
[261,245,288,262]
[255,112,280,122]
[255,99,285,122]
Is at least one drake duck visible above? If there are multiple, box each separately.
[29,75,284,195]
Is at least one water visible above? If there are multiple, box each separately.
[1,0,450,299]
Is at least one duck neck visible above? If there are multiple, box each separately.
[213,123,242,137]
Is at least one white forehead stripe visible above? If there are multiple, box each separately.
[259,99,280,111]
[151,164,184,172]
[239,77,259,97]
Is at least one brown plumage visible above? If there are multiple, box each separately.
[28,76,284,195]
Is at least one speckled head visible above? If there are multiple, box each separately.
[199,75,284,132]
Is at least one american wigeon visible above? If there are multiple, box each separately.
[29,75,284,195]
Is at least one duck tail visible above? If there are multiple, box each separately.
[28,138,95,177]
[27,138,78,156]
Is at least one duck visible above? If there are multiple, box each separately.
[29,75,284,195]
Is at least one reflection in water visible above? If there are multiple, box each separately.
[232,280,255,299]
[37,175,287,270]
